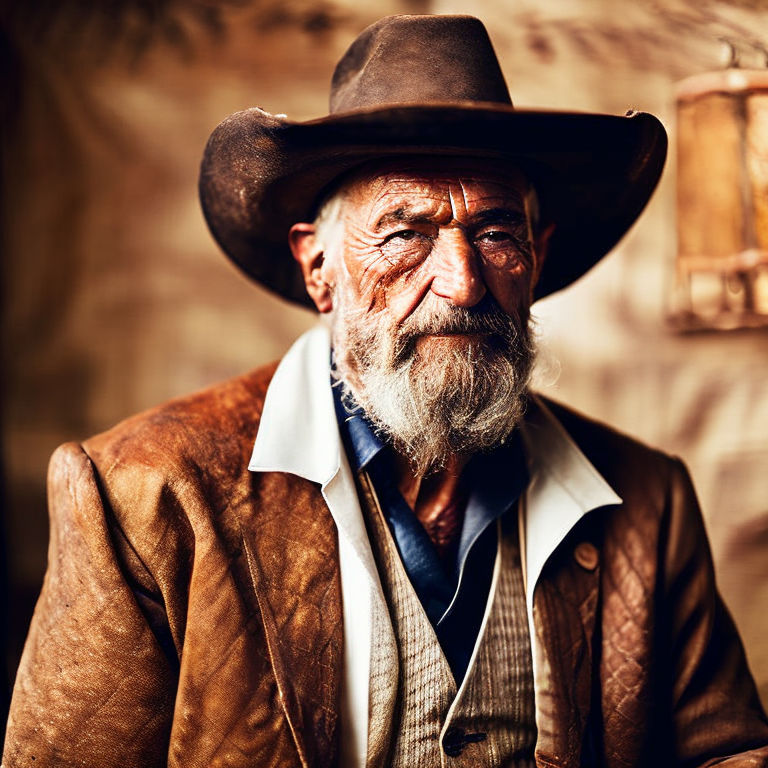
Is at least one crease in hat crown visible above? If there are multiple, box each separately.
[329,14,512,113]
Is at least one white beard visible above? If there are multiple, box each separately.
[331,286,534,476]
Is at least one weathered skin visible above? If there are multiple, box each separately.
[292,158,545,325]
[290,158,548,549]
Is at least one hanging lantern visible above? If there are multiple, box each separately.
[674,62,768,330]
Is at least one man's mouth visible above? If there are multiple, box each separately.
[423,330,489,337]
[412,331,498,354]
[419,332,493,345]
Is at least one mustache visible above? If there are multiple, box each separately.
[394,295,524,358]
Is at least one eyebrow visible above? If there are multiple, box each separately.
[373,204,528,232]
[373,206,436,231]
[470,207,527,228]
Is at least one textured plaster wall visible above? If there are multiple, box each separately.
[3,0,767,708]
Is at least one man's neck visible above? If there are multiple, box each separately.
[392,451,471,560]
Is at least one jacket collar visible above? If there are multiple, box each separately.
[519,394,621,630]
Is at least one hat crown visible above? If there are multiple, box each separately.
[330,15,512,113]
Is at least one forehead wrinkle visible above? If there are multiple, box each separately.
[461,179,528,205]
[459,179,470,218]
[345,166,531,234]
[447,183,464,222]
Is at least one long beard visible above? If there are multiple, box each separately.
[331,288,534,476]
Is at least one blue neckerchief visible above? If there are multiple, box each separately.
[332,378,528,682]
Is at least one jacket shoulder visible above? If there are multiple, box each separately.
[57,362,281,550]
[82,361,279,473]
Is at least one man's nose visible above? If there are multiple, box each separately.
[429,229,487,307]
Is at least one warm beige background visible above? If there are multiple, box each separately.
[3,0,768,709]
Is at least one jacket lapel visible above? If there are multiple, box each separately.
[519,396,619,766]
[239,470,343,768]
[532,533,601,767]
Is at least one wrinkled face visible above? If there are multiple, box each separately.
[290,158,549,475]
[323,158,541,338]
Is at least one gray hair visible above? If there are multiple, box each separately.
[313,186,348,255]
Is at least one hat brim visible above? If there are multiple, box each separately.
[199,103,667,308]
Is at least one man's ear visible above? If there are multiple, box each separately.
[289,223,333,313]
[530,222,555,299]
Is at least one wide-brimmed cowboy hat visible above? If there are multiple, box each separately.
[199,14,667,308]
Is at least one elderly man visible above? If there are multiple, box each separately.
[4,13,768,768]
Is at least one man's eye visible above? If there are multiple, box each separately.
[384,229,420,243]
[477,230,513,243]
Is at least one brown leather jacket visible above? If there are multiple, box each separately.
[4,363,768,767]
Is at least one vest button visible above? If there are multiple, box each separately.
[574,541,599,570]
[442,727,487,756]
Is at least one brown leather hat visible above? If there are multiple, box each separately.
[199,14,667,307]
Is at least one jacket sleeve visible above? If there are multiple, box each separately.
[2,442,178,768]
[663,458,768,766]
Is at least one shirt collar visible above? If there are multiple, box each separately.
[331,380,385,473]
[249,324,340,486]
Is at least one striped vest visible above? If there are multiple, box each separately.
[359,471,537,768]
